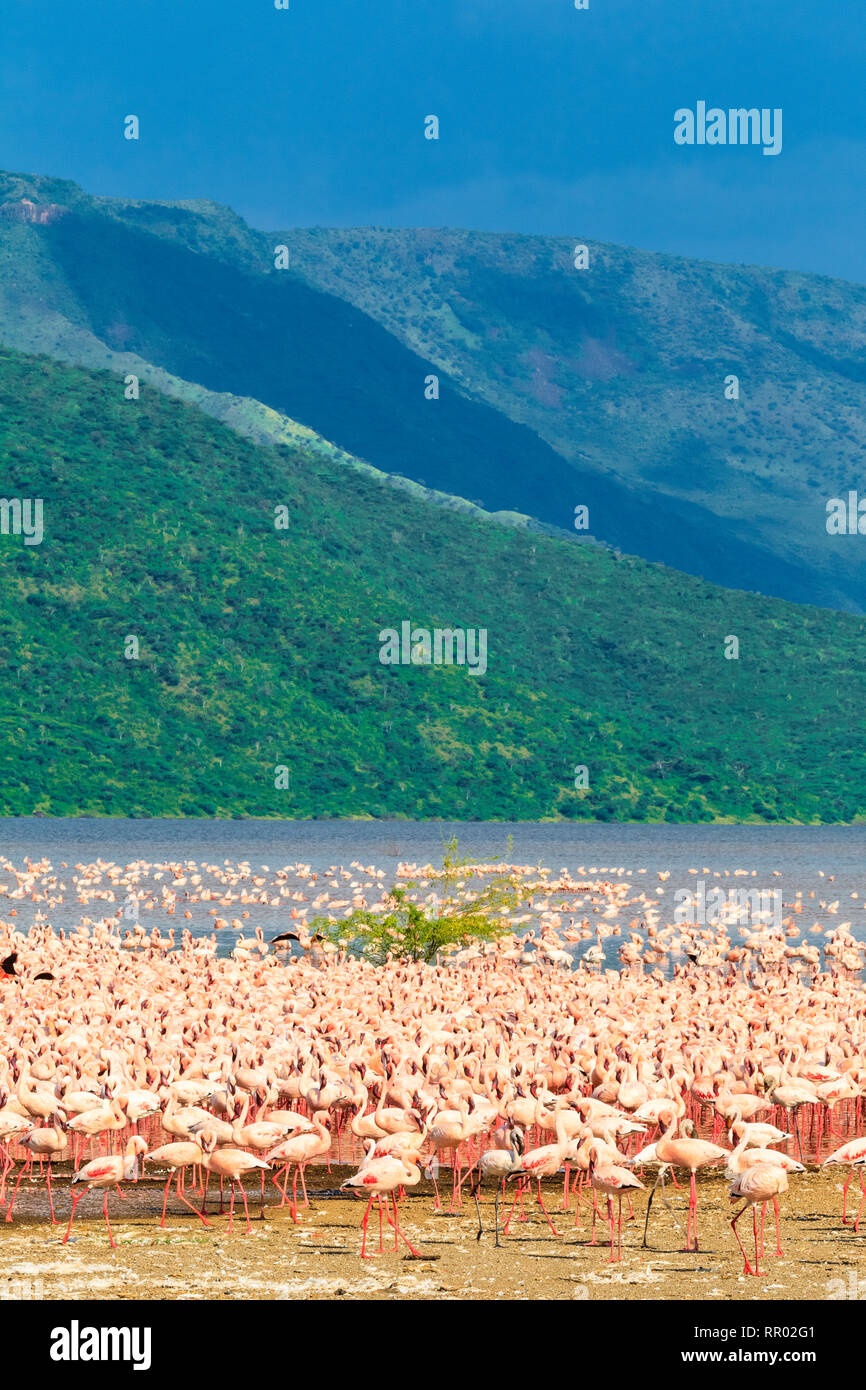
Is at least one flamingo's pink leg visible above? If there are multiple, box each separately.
[4,1158,30,1223]
[854,1171,866,1235]
[360,1193,375,1258]
[237,1181,251,1234]
[391,1193,421,1256]
[843,1167,854,1224]
[62,1189,85,1244]
[815,1109,824,1163]
[45,1160,57,1224]
[502,1182,523,1235]
[731,1202,755,1275]
[430,1165,442,1211]
[772,1195,783,1255]
[227,1182,236,1234]
[759,1202,766,1259]
[535,1181,560,1236]
[290,1168,300,1223]
[178,1177,212,1226]
[103,1191,117,1249]
[160,1174,172,1226]
[0,1143,11,1204]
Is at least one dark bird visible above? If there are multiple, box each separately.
[1,951,17,976]
[269,931,300,945]
[33,971,55,981]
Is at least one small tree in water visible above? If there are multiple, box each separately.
[312,835,529,965]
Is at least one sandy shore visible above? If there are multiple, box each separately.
[1,1164,864,1301]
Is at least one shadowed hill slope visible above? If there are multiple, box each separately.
[0,346,864,821]
[0,172,859,609]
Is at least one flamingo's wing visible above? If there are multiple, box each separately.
[80,1161,119,1181]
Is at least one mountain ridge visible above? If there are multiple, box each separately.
[0,340,864,820]
[0,170,860,609]
[277,225,866,612]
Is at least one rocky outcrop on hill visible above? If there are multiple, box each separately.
[0,197,66,225]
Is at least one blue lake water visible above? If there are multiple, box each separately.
[2,819,865,963]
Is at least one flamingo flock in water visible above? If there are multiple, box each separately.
[1,852,866,1274]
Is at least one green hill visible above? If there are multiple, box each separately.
[1,344,865,821]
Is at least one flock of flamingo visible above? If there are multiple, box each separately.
[1,852,866,1277]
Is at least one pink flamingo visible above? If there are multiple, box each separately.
[654,1116,728,1252]
[229,1095,300,1217]
[5,1117,68,1224]
[67,1099,127,1170]
[503,1108,572,1237]
[729,1163,789,1276]
[199,1131,270,1235]
[586,1140,646,1262]
[341,1155,422,1258]
[62,1136,147,1249]
[144,1141,212,1228]
[0,1112,33,1206]
[425,1093,482,1211]
[822,1137,866,1231]
[814,1076,861,1163]
[725,1132,803,1256]
[264,1113,331,1221]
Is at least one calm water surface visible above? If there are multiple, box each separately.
[1,821,865,961]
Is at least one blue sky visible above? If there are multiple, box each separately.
[1,0,864,280]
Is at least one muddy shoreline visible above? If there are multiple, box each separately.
[1,1165,863,1301]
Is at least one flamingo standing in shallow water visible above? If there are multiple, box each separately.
[814,1075,861,1163]
[767,1073,816,1164]
[66,1099,127,1170]
[229,1094,300,1217]
[727,1115,793,1150]
[426,1092,483,1211]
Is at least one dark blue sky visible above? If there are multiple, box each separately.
[1,0,864,280]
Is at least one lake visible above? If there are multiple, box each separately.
[1,819,865,965]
